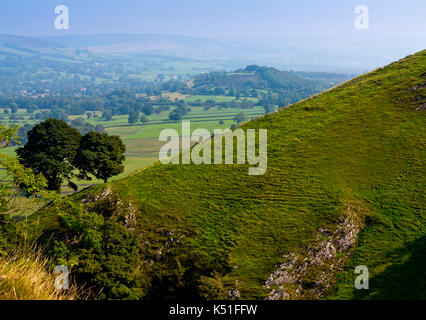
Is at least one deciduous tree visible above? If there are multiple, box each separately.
[16,119,81,191]
[75,132,126,183]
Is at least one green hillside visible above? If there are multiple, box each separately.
[33,50,425,300]
[191,64,348,91]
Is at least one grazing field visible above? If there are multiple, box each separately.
[1,104,265,192]
[186,95,258,103]
[161,92,189,101]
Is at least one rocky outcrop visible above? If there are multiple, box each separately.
[228,287,240,300]
[264,205,364,300]
[154,229,185,261]
[81,187,138,231]
[409,82,426,91]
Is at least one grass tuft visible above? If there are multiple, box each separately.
[0,247,79,300]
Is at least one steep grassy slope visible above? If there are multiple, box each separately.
[34,50,425,299]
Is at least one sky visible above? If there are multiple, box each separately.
[0,0,425,39]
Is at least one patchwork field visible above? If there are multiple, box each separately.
[1,103,265,192]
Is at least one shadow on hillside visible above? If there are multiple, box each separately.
[353,235,426,300]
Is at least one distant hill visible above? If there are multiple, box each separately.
[43,33,231,60]
[0,34,64,56]
[32,50,425,300]
[1,33,425,73]
[191,65,350,92]
[0,34,64,49]
[41,33,426,73]
[43,33,222,48]
[182,65,352,108]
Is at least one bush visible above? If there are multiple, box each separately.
[49,196,150,300]
[234,112,248,124]
[198,272,229,300]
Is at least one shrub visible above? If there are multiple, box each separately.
[198,272,229,300]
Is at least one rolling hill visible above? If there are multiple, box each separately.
[189,64,350,101]
[43,33,426,73]
[192,65,350,89]
[32,50,425,300]
[0,34,65,56]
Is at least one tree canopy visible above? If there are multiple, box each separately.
[16,119,126,190]
[234,112,248,124]
[17,119,81,191]
[128,112,139,125]
[1,124,57,215]
[76,132,126,183]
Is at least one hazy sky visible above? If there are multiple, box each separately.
[0,0,425,39]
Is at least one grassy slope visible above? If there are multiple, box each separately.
[34,50,425,299]
[110,51,425,299]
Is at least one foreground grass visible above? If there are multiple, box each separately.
[0,249,79,300]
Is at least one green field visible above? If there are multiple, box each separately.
[1,104,265,191]
[186,95,258,103]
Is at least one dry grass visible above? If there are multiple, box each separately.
[0,248,79,300]
[161,91,189,101]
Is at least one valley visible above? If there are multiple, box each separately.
[0,55,349,193]
[0,31,424,303]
